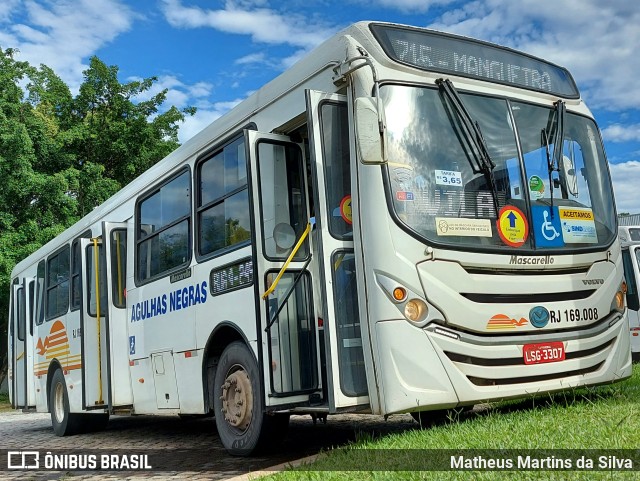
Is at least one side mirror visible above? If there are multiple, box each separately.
[561,154,578,197]
[355,97,386,164]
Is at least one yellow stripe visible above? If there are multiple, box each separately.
[45,344,71,355]
[46,349,69,360]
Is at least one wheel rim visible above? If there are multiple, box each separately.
[220,366,253,432]
[54,382,65,424]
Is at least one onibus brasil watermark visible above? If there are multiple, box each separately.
[6,450,151,471]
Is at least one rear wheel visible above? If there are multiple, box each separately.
[213,342,289,455]
[50,369,82,436]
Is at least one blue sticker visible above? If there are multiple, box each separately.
[529,306,550,328]
[531,206,564,247]
[129,336,136,355]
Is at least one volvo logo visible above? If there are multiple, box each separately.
[529,306,550,328]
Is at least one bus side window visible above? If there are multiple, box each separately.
[46,246,70,320]
[136,169,191,283]
[197,136,251,257]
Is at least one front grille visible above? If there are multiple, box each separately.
[461,290,594,304]
[467,363,604,386]
[463,266,591,276]
[445,338,615,367]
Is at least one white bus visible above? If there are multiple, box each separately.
[8,21,632,455]
[620,226,640,359]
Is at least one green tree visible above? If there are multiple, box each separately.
[0,48,194,390]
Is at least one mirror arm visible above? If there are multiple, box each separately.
[332,49,385,134]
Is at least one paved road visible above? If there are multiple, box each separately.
[0,410,418,480]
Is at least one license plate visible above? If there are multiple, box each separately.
[523,342,565,365]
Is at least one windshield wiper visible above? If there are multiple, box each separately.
[436,78,499,217]
[542,99,566,214]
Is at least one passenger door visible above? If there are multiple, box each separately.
[306,90,370,410]
[102,221,134,408]
[246,130,321,407]
[80,238,109,409]
[11,280,27,409]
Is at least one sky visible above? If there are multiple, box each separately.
[1,0,639,214]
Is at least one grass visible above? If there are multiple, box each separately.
[268,364,640,480]
[0,392,11,412]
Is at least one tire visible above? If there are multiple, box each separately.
[50,369,82,436]
[213,341,288,456]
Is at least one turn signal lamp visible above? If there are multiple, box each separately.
[613,281,626,312]
[393,287,407,302]
[615,291,625,311]
[405,299,428,322]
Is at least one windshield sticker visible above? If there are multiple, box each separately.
[528,175,545,200]
[559,207,597,243]
[396,191,415,201]
[392,166,415,189]
[496,205,529,247]
[435,217,492,237]
[339,195,353,224]
[531,206,564,248]
[435,170,462,187]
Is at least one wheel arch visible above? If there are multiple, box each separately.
[45,359,64,412]
[202,322,253,412]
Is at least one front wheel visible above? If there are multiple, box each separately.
[50,369,82,436]
[213,342,288,455]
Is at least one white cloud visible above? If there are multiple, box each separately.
[0,0,20,22]
[235,52,267,65]
[178,98,243,143]
[367,0,456,13]
[161,0,337,50]
[130,74,214,111]
[609,161,640,214]
[426,0,640,111]
[602,124,640,143]
[0,0,137,92]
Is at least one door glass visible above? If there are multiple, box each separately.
[321,102,352,239]
[86,244,107,317]
[258,142,309,260]
[110,229,127,308]
[266,271,317,394]
[332,251,367,396]
[35,261,45,326]
[16,287,25,342]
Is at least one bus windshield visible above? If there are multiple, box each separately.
[381,84,616,252]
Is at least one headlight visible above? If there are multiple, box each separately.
[405,299,428,322]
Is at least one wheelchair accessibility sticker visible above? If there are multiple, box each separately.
[532,206,564,248]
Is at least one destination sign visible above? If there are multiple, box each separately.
[371,24,579,98]
[211,258,254,296]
